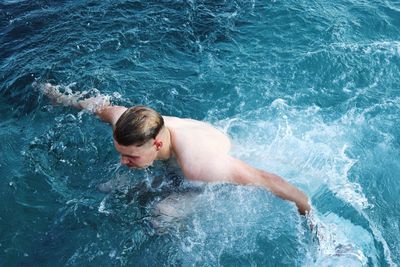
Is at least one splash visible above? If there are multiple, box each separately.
[35,82,117,113]
[208,99,386,265]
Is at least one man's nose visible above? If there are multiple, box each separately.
[120,156,129,165]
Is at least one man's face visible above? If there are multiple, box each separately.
[114,139,158,169]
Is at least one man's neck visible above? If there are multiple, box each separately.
[156,127,173,160]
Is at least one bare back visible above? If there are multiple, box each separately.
[164,116,232,182]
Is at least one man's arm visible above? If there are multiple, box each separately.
[229,157,311,215]
[41,83,126,128]
[181,155,311,215]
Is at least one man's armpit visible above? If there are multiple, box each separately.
[181,156,234,183]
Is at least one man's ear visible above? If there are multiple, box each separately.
[154,139,163,151]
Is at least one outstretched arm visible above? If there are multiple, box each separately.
[41,83,126,127]
[230,158,311,215]
[181,155,311,215]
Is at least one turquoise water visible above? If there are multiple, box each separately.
[1,0,400,266]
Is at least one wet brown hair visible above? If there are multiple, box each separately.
[114,106,164,146]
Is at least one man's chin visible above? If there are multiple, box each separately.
[127,164,152,169]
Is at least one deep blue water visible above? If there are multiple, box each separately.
[1,0,400,266]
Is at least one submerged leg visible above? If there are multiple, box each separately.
[151,192,200,233]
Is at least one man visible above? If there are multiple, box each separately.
[42,83,311,215]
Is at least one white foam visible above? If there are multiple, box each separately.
[37,82,115,113]
[206,100,387,264]
[305,211,376,266]
[98,195,111,215]
[330,40,400,56]
[213,102,371,210]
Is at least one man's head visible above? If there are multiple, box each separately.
[113,106,164,168]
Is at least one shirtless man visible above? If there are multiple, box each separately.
[42,83,311,215]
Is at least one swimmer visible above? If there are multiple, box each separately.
[41,83,311,215]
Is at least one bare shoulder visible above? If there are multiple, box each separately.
[164,116,233,182]
[165,116,231,156]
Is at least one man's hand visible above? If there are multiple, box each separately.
[42,83,67,105]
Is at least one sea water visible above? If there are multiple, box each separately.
[1,0,399,266]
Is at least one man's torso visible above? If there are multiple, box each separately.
[163,116,231,181]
